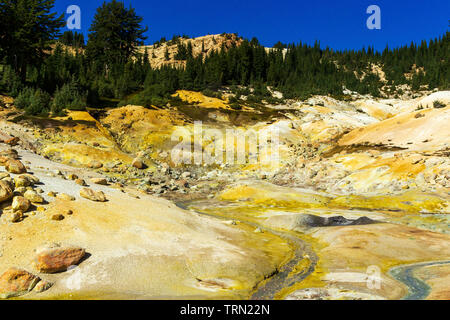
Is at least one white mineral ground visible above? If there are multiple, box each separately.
[0,146,293,299]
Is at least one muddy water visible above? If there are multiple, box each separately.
[177,200,318,300]
[180,196,450,300]
[250,232,317,300]
[389,261,450,300]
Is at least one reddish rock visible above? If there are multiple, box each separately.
[34,247,86,273]
[0,155,9,165]
[4,137,20,146]
[0,267,40,298]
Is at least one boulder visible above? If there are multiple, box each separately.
[90,177,108,185]
[21,174,40,185]
[0,156,9,165]
[5,159,26,174]
[0,180,13,203]
[4,137,19,146]
[24,190,44,203]
[4,210,23,223]
[0,149,18,159]
[1,177,14,187]
[67,174,78,180]
[56,193,75,201]
[175,179,189,188]
[14,186,27,195]
[47,191,57,197]
[0,267,40,298]
[181,171,191,179]
[132,158,145,169]
[34,247,86,273]
[12,196,30,212]
[88,160,103,169]
[74,178,86,186]
[80,188,106,202]
[33,280,53,293]
[14,176,31,188]
[51,214,64,221]
[0,172,10,179]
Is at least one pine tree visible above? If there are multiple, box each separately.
[0,0,64,81]
[164,47,170,61]
[60,31,85,48]
[86,0,148,69]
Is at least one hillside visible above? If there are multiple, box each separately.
[137,33,243,69]
[339,91,450,152]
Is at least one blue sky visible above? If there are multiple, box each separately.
[54,0,449,51]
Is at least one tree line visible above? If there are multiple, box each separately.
[0,0,448,116]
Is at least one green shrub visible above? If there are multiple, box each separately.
[265,96,284,104]
[29,90,51,115]
[119,84,171,108]
[235,87,251,96]
[246,94,263,104]
[0,65,23,97]
[230,103,242,110]
[15,87,50,116]
[252,83,271,97]
[52,82,87,115]
[14,87,35,109]
[228,96,239,104]
[202,89,222,99]
[97,81,114,98]
[433,100,446,109]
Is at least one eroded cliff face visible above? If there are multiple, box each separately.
[137,34,244,69]
[0,89,449,299]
